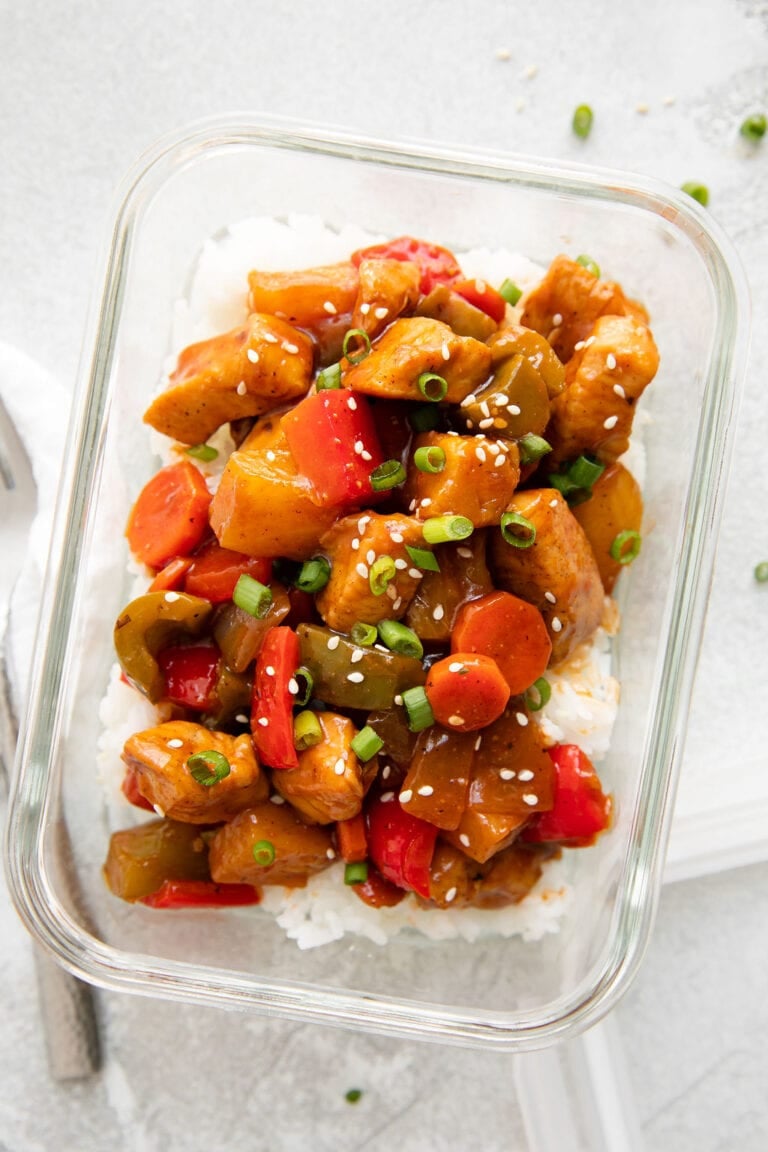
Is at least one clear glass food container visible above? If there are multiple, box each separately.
[5,116,747,1050]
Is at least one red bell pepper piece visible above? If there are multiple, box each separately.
[453,277,508,323]
[126,461,212,569]
[251,627,300,769]
[351,865,407,908]
[184,542,272,603]
[139,880,261,908]
[522,744,612,847]
[148,556,194,593]
[157,644,220,711]
[281,390,386,508]
[121,766,154,811]
[351,235,462,295]
[366,792,438,899]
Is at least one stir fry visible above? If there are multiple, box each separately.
[104,236,658,915]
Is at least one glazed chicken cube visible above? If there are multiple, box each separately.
[403,432,520,525]
[351,258,421,341]
[209,802,335,888]
[272,712,367,824]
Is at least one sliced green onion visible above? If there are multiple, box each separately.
[417,372,448,402]
[344,861,369,886]
[370,459,406,491]
[185,443,218,462]
[294,666,314,706]
[572,104,594,138]
[402,686,435,733]
[293,710,323,751]
[740,113,766,142]
[342,328,371,364]
[549,472,582,499]
[525,677,552,712]
[316,362,342,390]
[350,621,378,646]
[500,512,536,549]
[252,839,276,866]
[518,433,552,465]
[414,445,446,473]
[408,404,440,432]
[575,254,600,278]
[754,561,768,583]
[233,574,273,619]
[345,1088,363,1104]
[499,278,523,306]
[610,529,642,564]
[350,726,384,762]
[422,515,473,544]
[369,555,396,596]
[404,544,440,572]
[187,750,231,787]
[567,454,605,489]
[295,556,331,593]
[377,620,424,660]
[681,181,709,207]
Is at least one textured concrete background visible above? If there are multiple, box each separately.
[1,0,767,1148]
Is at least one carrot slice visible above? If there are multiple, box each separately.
[127,461,212,569]
[184,542,272,603]
[424,653,510,733]
[451,591,552,695]
[148,556,194,593]
[335,813,368,863]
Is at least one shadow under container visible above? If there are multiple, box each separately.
[5,117,748,1050]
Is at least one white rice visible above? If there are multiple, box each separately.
[100,215,622,950]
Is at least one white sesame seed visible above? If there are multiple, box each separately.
[374,306,389,319]
[270,794,285,805]
[323,300,337,314]
[334,757,346,775]
[544,591,556,604]
[366,549,376,565]
[392,597,402,611]
[283,342,299,355]
[358,516,370,532]
[247,348,260,363]
[236,380,248,396]
[603,415,619,430]
[433,604,445,621]
[235,714,248,724]
[400,789,413,803]
[461,393,477,408]
[386,585,398,601]
[479,417,494,429]
[382,764,391,780]
[393,694,403,706]
[448,661,464,673]
[420,497,432,507]
[487,442,500,456]
[445,886,458,903]
[552,312,563,326]
[264,332,278,344]
[265,665,276,676]
[408,568,423,579]
[574,340,585,351]
[288,678,299,695]
[356,562,369,579]
[153,803,165,817]
[164,591,180,603]
[351,538,360,551]
[167,738,184,749]
[359,302,371,315]
[523,793,539,806]
[465,419,474,430]
[448,715,464,727]
[347,672,365,683]
[394,557,408,570]
[390,531,404,543]
[475,446,487,463]
[408,499,417,512]
[585,336,596,347]
[457,546,473,559]
[459,833,471,847]
[518,769,535,782]
[381,791,394,803]
[474,736,483,751]
[516,712,529,727]
[606,353,617,370]
[494,394,509,407]
[508,403,522,416]
[549,498,559,507]
[447,429,459,436]
[354,440,364,455]
[441,341,450,361]
[326,848,336,859]
[417,785,434,797]
[351,649,364,664]
[258,717,269,727]
[360,450,372,461]
[480,400,491,418]
[551,616,563,633]
[500,769,516,781]
[327,635,340,650]
[266,450,276,462]
[347,395,358,410]
[613,383,626,399]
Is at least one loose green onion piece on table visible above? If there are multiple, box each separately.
[401,686,435,733]
[185,443,218,462]
[295,555,331,593]
[342,328,371,364]
[344,861,369,886]
[377,619,424,660]
[414,445,446,473]
[404,544,440,572]
[345,1088,363,1104]
[350,621,378,646]
[610,529,642,564]
[369,555,397,596]
[294,666,314,706]
[233,574,273,619]
[350,726,384,762]
[499,278,523,306]
[575,254,600,278]
[422,515,474,545]
[500,511,537,549]
[681,181,709,207]
[525,677,552,712]
[316,362,342,390]
[754,561,768,583]
[370,459,407,491]
[572,104,594,138]
[567,454,605,489]
[417,372,448,402]
[252,839,276,866]
[740,113,766,141]
[293,710,323,751]
[187,750,231,787]
[408,404,441,432]
[518,433,552,465]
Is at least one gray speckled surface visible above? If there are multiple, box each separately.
[1,0,767,1148]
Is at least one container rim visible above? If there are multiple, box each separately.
[4,113,750,1051]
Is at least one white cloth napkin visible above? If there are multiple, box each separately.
[0,343,70,708]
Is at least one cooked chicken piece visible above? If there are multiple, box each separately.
[351,258,421,340]
[122,721,268,823]
[441,805,528,864]
[520,254,647,363]
[426,841,483,908]
[248,261,359,327]
[272,713,366,824]
[209,801,335,887]
[571,461,643,593]
[210,412,338,559]
[547,313,659,464]
[489,489,604,664]
[343,317,492,403]
[406,531,494,642]
[470,842,557,908]
[144,314,313,445]
[403,432,520,526]
[316,513,429,631]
